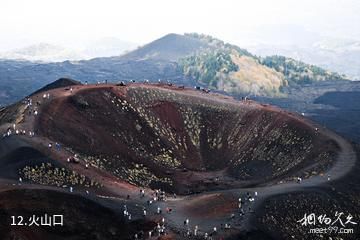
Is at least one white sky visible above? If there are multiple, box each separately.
[1,0,360,51]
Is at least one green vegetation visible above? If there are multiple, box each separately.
[180,49,238,88]
[20,163,102,188]
[261,55,346,85]
[180,33,256,89]
[179,34,348,97]
[122,163,173,187]
[179,34,286,95]
[179,45,285,96]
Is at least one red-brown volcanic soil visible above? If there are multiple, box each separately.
[35,83,339,193]
[0,82,358,240]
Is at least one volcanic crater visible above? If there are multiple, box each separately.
[35,83,338,194]
[0,81,358,240]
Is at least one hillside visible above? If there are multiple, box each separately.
[0,33,350,106]
[249,39,360,80]
[179,34,348,96]
[261,55,345,85]
[180,46,286,96]
[31,77,82,95]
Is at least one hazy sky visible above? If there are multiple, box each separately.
[1,0,360,51]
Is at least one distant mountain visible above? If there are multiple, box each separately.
[0,39,138,62]
[0,33,350,106]
[0,43,86,62]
